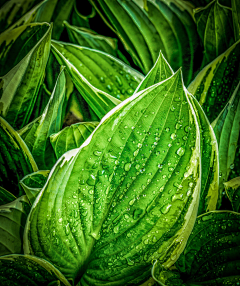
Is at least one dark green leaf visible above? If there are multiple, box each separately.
[70,0,94,28]
[0,187,16,205]
[18,67,67,170]
[211,81,240,206]
[20,170,50,205]
[24,69,201,284]
[194,0,234,68]
[0,254,71,285]
[0,23,52,129]
[224,177,240,212]
[232,0,240,40]
[174,211,240,285]
[0,196,30,256]
[50,121,99,159]
[0,117,38,197]
[188,39,240,123]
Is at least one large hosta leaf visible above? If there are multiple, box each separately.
[188,39,240,123]
[91,0,200,85]
[18,67,67,170]
[50,121,99,159]
[211,81,240,204]
[224,177,240,212]
[0,196,30,256]
[0,187,16,205]
[0,117,37,197]
[0,254,71,285]
[24,69,201,285]
[194,0,234,68]
[0,23,52,129]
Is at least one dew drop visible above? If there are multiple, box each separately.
[175,123,182,129]
[65,223,70,236]
[94,150,102,156]
[129,198,135,205]
[100,76,105,83]
[113,226,119,233]
[107,84,112,91]
[165,127,170,132]
[124,163,131,171]
[170,105,175,111]
[127,88,134,95]
[161,204,171,214]
[176,147,185,156]
[171,133,176,140]
[88,189,94,195]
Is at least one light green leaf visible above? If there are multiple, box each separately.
[0,0,45,33]
[50,121,99,159]
[20,170,50,205]
[24,69,201,284]
[91,0,200,85]
[174,211,240,285]
[0,187,16,205]
[232,0,240,41]
[211,81,240,205]
[188,39,240,123]
[0,254,71,285]
[194,0,234,68]
[224,177,240,212]
[18,67,67,170]
[0,23,52,130]
[0,117,38,197]
[0,196,30,256]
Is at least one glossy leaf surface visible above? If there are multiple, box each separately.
[224,177,240,212]
[0,187,16,205]
[24,70,201,285]
[0,117,37,197]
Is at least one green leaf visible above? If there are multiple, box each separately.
[20,170,50,205]
[224,177,240,212]
[18,67,67,170]
[174,211,240,285]
[0,254,71,285]
[70,1,94,28]
[0,196,30,256]
[0,0,45,33]
[0,23,52,129]
[0,187,16,205]
[91,0,200,85]
[232,0,240,41]
[0,117,38,197]
[50,121,99,159]
[24,69,201,284]
[211,81,240,205]
[188,39,240,123]
[194,0,235,68]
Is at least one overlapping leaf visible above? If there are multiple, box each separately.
[0,196,30,256]
[20,170,50,205]
[24,69,201,285]
[91,0,200,85]
[224,177,240,212]
[70,0,95,28]
[0,23,52,129]
[50,121,99,159]
[188,39,240,123]
[18,67,67,170]
[0,254,71,285]
[194,0,234,68]
[232,0,240,41]
[0,187,16,205]
[0,117,38,197]
[211,81,240,204]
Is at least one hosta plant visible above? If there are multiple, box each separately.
[0,0,240,285]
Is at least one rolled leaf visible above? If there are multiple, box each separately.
[24,69,201,285]
[0,196,30,256]
[194,0,234,68]
[211,81,240,204]
[224,177,240,212]
[18,67,67,170]
[0,254,71,285]
[0,117,38,197]
[232,0,240,41]
[174,211,240,285]
[50,121,99,159]
[0,187,16,205]
[70,0,95,28]
[20,170,50,205]
[91,0,200,85]
[0,23,52,129]
[188,39,240,123]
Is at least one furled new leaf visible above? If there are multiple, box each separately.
[70,0,95,28]
[0,23,52,129]
[18,67,67,170]
[91,0,200,85]
[0,196,30,256]
[194,0,234,68]
[50,122,99,159]
[232,0,240,41]
[211,81,240,205]
[24,69,201,285]
[20,170,50,205]
[0,187,16,205]
[0,117,37,197]
[188,39,240,123]
[224,177,240,212]
[173,211,240,285]
[0,254,71,285]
